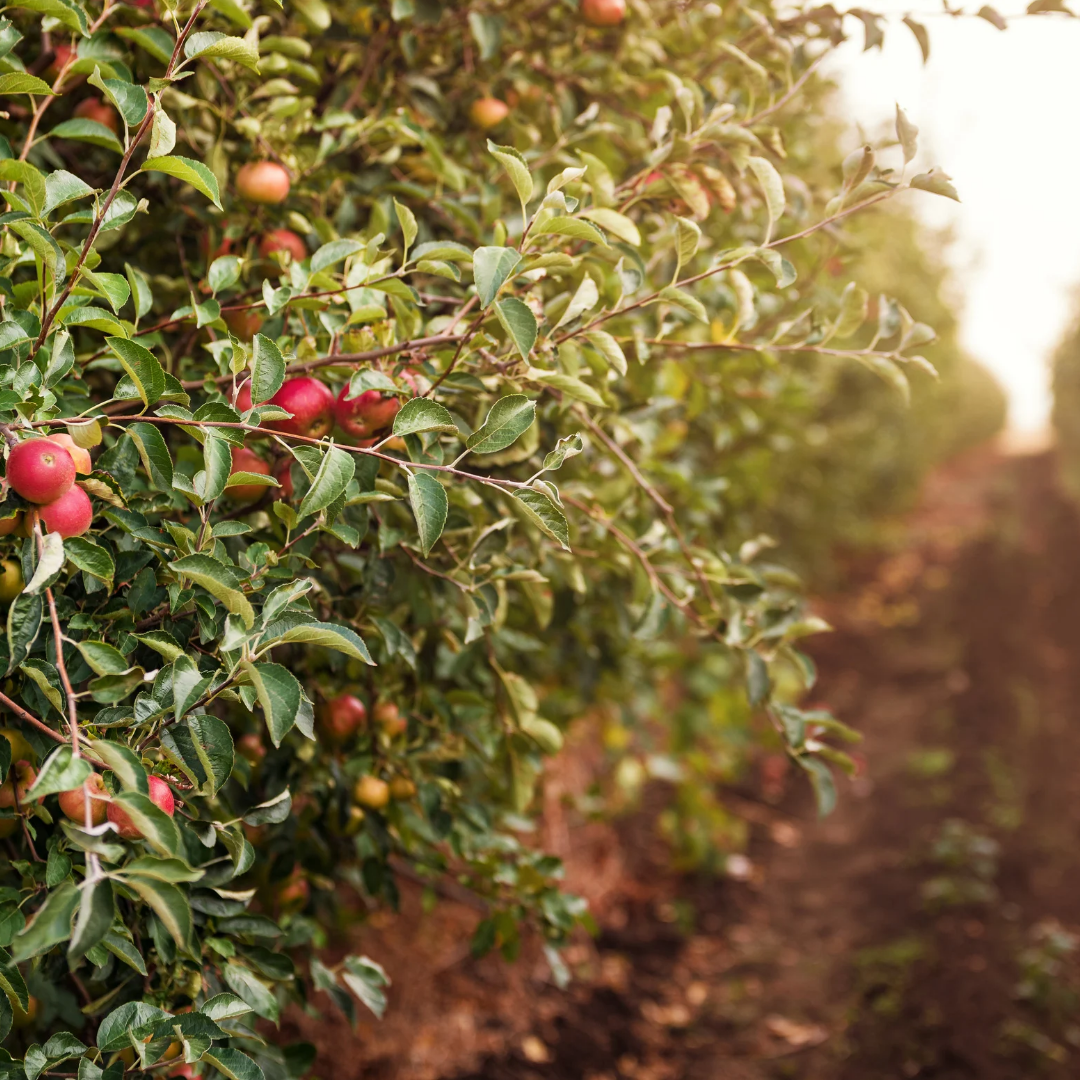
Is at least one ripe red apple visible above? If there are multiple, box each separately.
[373,701,407,738]
[318,694,367,744]
[7,439,76,503]
[46,433,92,474]
[46,44,83,86]
[469,97,509,129]
[107,775,175,839]
[0,761,37,808]
[0,559,22,603]
[235,161,291,205]
[35,484,93,537]
[0,514,20,538]
[273,459,294,499]
[334,386,402,440]
[353,775,390,810]
[228,446,272,503]
[236,733,266,765]
[238,377,334,439]
[57,772,109,825]
[276,870,310,910]
[581,0,626,26]
[259,229,307,262]
[73,97,118,134]
[224,308,263,341]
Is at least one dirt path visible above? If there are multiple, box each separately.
[431,447,1080,1079]
[288,447,1080,1079]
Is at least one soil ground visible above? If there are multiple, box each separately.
[285,446,1080,1079]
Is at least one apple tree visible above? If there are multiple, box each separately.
[0,0,986,1075]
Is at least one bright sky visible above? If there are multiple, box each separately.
[829,5,1080,433]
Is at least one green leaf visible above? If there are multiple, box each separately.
[97,1002,169,1052]
[393,198,417,263]
[172,655,210,722]
[10,882,79,962]
[526,367,606,407]
[270,622,374,665]
[126,263,153,318]
[466,395,536,454]
[0,160,44,216]
[202,1049,265,1080]
[297,446,355,519]
[895,105,918,165]
[200,994,253,1022]
[542,433,583,472]
[533,216,608,247]
[754,250,797,289]
[799,756,837,817]
[208,255,241,295]
[241,662,302,747]
[115,25,174,65]
[514,488,571,550]
[310,238,363,273]
[122,857,204,883]
[169,555,254,629]
[7,592,43,676]
[25,532,64,594]
[673,215,702,278]
[102,930,147,975]
[86,739,147,793]
[141,156,222,210]
[68,878,113,961]
[19,659,63,715]
[747,157,785,241]
[407,471,447,557]
[81,269,130,314]
[250,334,286,404]
[109,791,183,857]
[486,140,533,217]
[128,422,174,490]
[90,73,147,127]
[342,955,390,1020]
[391,398,457,437]
[0,72,55,96]
[656,285,709,323]
[910,168,960,202]
[554,275,599,330]
[584,330,627,376]
[9,220,64,284]
[74,640,129,677]
[473,246,521,307]
[222,964,279,1023]
[123,876,191,948]
[11,0,86,35]
[48,118,122,154]
[25,746,92,801]
[107,338,166,408]
[580,208,641,246]
[133,631,183,663]
[494,298,537,360]
[42,170,94,218]
[184,31,260,72]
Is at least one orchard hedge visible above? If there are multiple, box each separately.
[0,0,1000,1076]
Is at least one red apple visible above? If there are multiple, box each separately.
[46,44,83,87]
[238,377,334,439]
[581,0,626,26]
[35,484,93,537]
[46,433,91,474]
[0,761,37,809]
[334,386,401,440]
[7,439,76,504]
[469,97,509,129]
[373,701,407,738]
[273,459,294,500]
[237,733,265,765]
[235,162,291,205]
[276,870,310,910]
[224,308,263,341]
[107,775,175,839]
[259,229,307,262]
[57,772,109,825]
[227,446,272,503]
[318,694,367,744]
[73,98,118,134]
